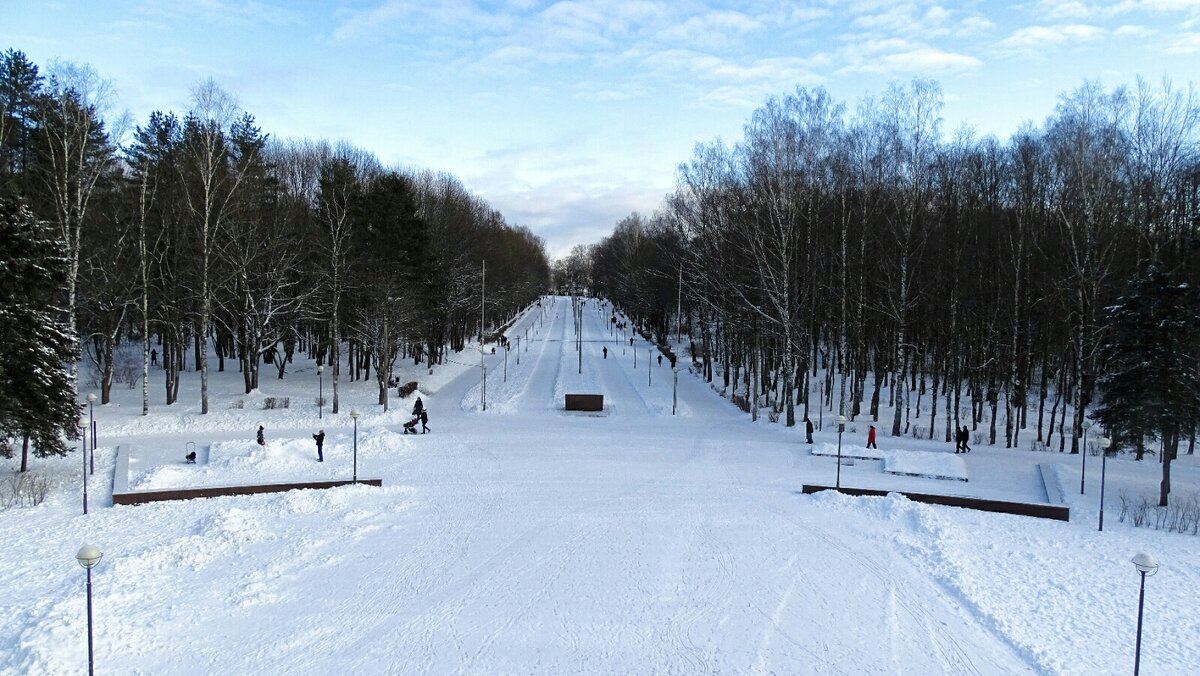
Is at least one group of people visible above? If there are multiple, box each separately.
[800,414,970,454]
[955,426,972,453]
[253,396,432,464]
[802,417,878,449]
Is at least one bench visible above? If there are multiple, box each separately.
[565,394,604,411]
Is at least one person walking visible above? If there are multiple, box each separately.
[150,348,157,366]
[960,426,971,453]
[256,425,265,446]
[420,409,430,434]
[313,430,325,462]
[804,416,814,444]
[866,425,877,449]
[412,396,424,417]
[603,346,608,359]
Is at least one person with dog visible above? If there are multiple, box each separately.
[313,430,325,461]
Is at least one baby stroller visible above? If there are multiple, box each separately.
[403,417,419,434]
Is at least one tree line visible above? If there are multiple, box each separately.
[0,48,550,468]
[587,78,1200,506]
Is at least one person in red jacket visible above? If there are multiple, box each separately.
[866,425,877,449]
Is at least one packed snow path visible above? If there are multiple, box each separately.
[18,297,1200,673]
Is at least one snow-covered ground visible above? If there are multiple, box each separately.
[2,296,1198,675]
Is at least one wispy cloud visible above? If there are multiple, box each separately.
[136,0,304,26]
[657,9,763,47]
[836,38,982,76]
[995,24,1106,54]
[332,0,516,42]
[1163,30,1200,52]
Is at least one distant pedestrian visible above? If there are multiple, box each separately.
[603,346,608,359]
[657,354,662,366]
[804,416,814,444]
[150,348,157,366]
[866,425,877,449]
[412,396,424,417]
[420,409,430,434]
[256,425,265,446]
[960,426,971,453]
[954,426,964,453]
[630,336,634,346]
[313,429,325,461]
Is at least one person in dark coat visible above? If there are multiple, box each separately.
[420,409,430,434]
[150,348,157,366]
[954,426,964,453]
[603,346,608,359]
[804,416,814,444]
[866,425,877,449]
[960,426,971,453]
[313,430,325,461]
[256,425,265,446]
[412,396,424,416]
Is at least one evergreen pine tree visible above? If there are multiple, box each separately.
[0,196,78,465]
[1095,263,1200,506]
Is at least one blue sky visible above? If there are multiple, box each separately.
[3,1,1198,258]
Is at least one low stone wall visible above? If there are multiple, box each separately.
[112,479,383,506]
[801,484,1070,521]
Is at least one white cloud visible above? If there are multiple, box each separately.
[640,50,825,92]
[333,0,516,42]
[1033,0,1094,20]
[657,10,763,46]
[840,43,982,75]
[1113,24,1154,36]
[956,15,997,35]
[995,24,1106,53]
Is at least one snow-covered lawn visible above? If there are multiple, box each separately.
[2,297,1198,675]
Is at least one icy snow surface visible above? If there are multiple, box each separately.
[2,296,1198,675]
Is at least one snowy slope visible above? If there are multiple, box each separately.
[1,296,1197,675]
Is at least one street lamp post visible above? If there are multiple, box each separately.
[1132,552,1159,676]
[86,393,96,476]
[1081,420,1091,494]
[672,366,679,415]
[317,365,324,419]
[81,413,88,515]
[76,544,102,676]
[1099,436,1112,531]
[836,415,847,490]
[350,409,360,484]
[648,349,652,386]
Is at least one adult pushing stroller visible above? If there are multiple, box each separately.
[404,409,429,434]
